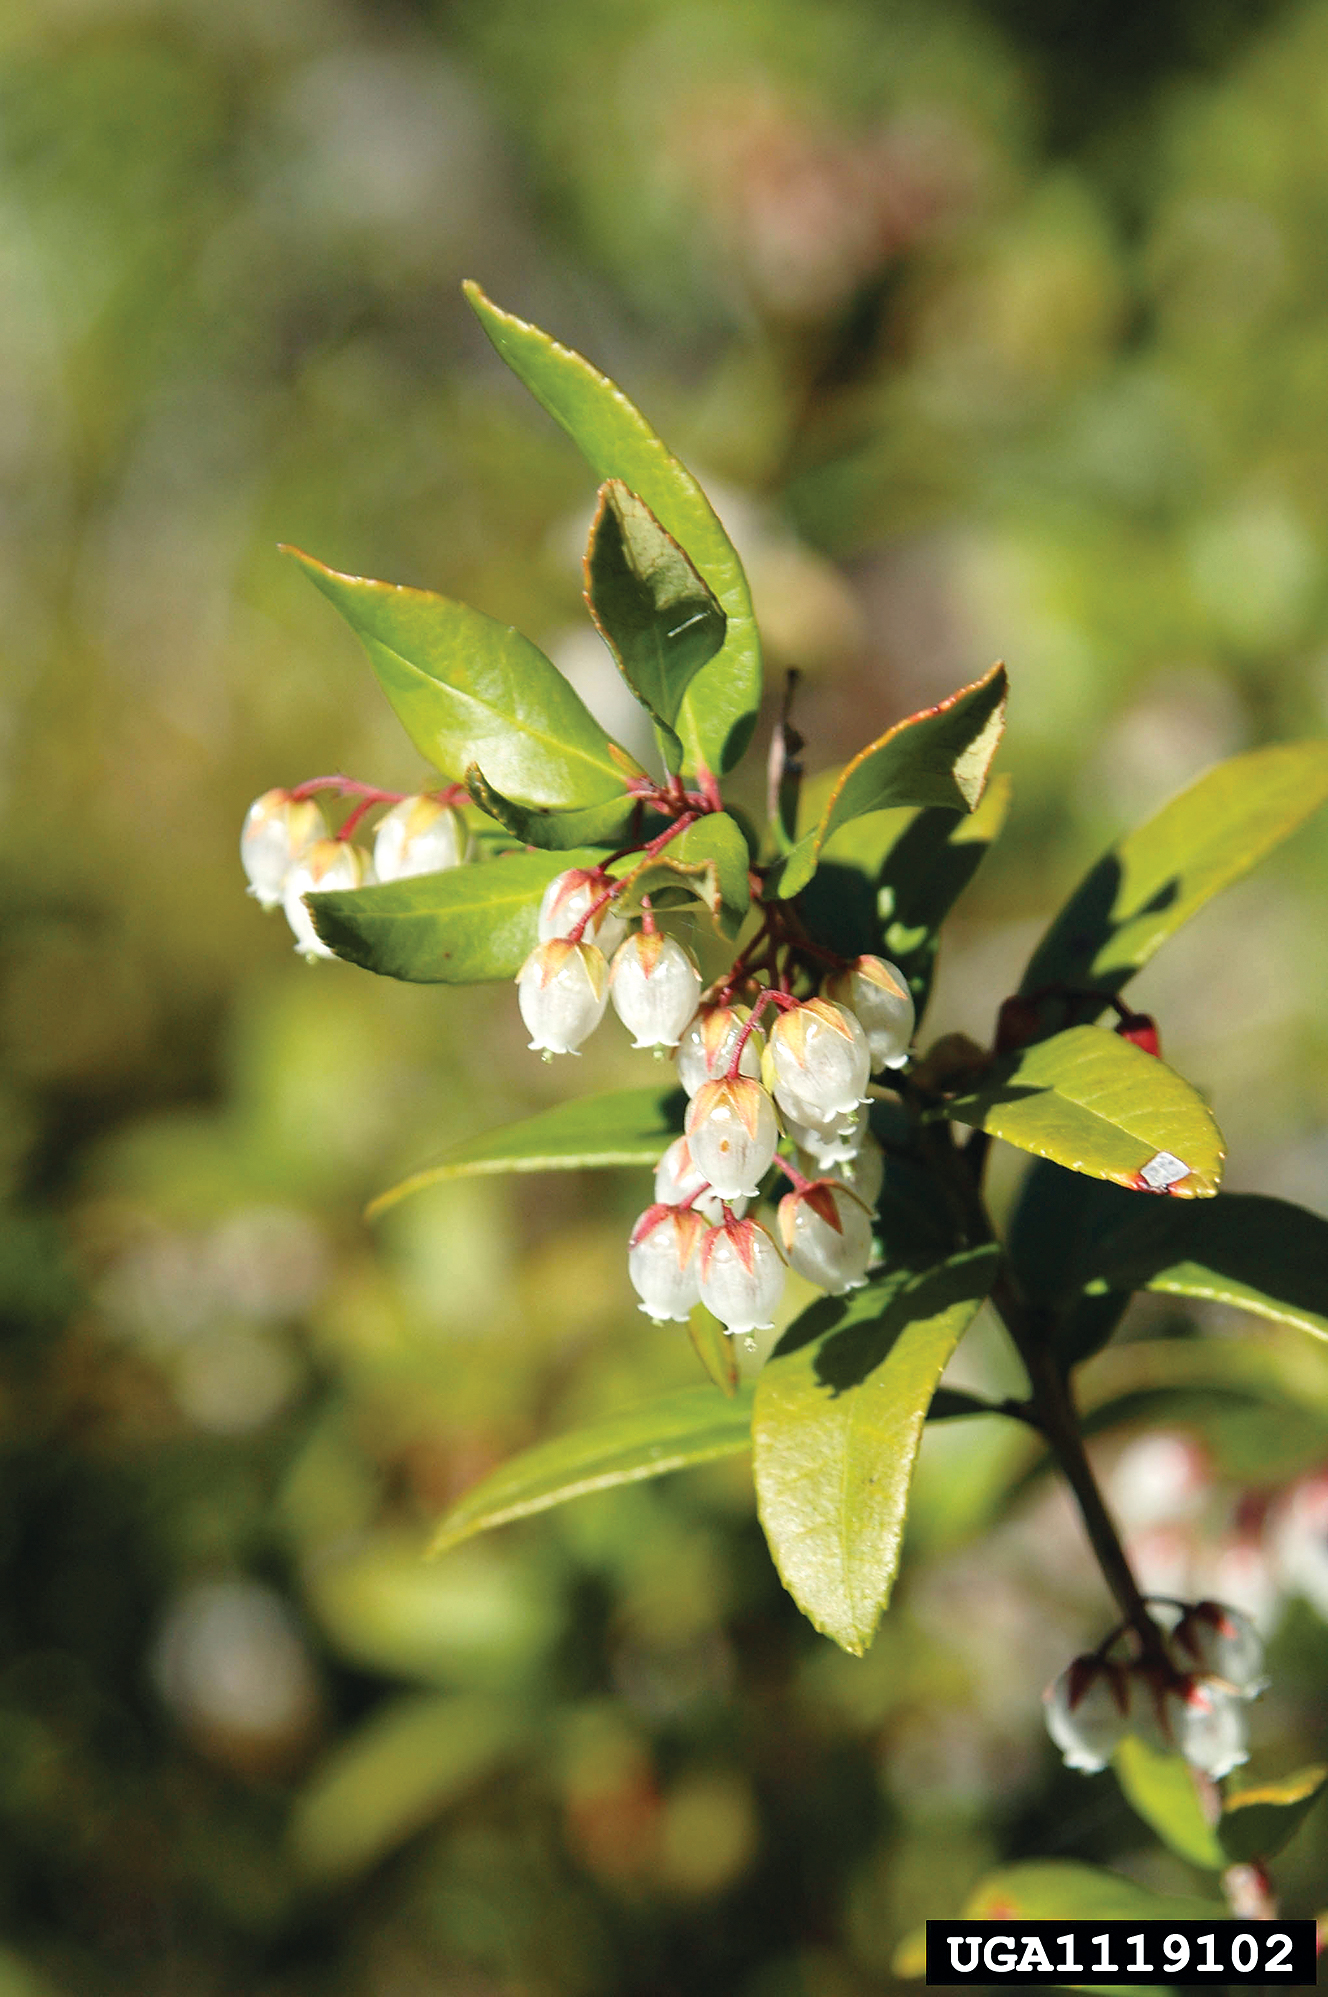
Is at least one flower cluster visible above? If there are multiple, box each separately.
[1044,1599,1267,1779]
[512,869,916,1341]
[241,786,468,960]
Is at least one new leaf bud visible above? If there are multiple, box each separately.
[537,868,627,955]
[628,1205,706,1323]
[241,790,326,910]
[372,796,468,881]
[675,1005,763,1096]
[777,1182,874,1294]
[609,931,703,1050]
[698,1216,786,1338]
[684,1077,780,1201]
[515,938,610,1055]
[282,838,367,960]
[821,957,915,1071]
[767,998,871,1122]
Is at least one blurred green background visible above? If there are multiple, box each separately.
[4,0,1328,1989]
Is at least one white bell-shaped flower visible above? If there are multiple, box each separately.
[654,1136,745,1225]
[628,1205,706,1323]
[515,938,610,1055]
[1043,1656,1130,1773]
[822,957,915,1071]
[282,838,367,959]
[684,1078,780,1201]
[675,1005,764,1095]
[609,931,702,1050]
[781,1102,869,1168]
[241,791,326,910]
[777,1182,875,1294]
[372,796,468,881]
[698,1217,786,1338]
[537,867,628,955]
[1172,1602,1268,1697]
[767,999,871,1121]
[1163,1675,1251,1779]
[812,1133,885,1209]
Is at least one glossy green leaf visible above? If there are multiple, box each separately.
[286,547,642,816]
[1113,1736,1225,1870]
[366,1086,684,1219]
[1218,1763,1328,1863]
[752,1246,1000,1655]
[962,1859,1225,1921]
[944,1026,1225,1197]
[688,1305,741,1396]
[429,1385,754,1556]
[291,1693,525,1885]
[1021,741,1328,1008]
[1084,1192,1328,1342]
[775,663,1007,899]
[612,812,751,939]
[585,480,727,771]
[310,848,606,984]
[465,283,761,776]
[463,762,641,850]
[1005,1159,1136,1368]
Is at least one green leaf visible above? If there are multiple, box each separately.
[429,1385,753,1556]
[1218,1763,1328,1863]
[1021,741,1328,1008]
[1113,1736,1225,1870]
[775,663,1007,899]
[1083,1192,1328,1343]
[585,480,727,771]
[1005,1159,1135,1368]
[291,1693,525,1885]
[310,848,606,984]
[687,1305,740,1396]
[285,546,642,817]
[752,1245,1000,1655]
[465,283,761,776]
[366,1086,684,1218]
[962,1859,1226,1921]
[944,1026,1225,1197]
[612,813,752,939]
[463,762,641,851]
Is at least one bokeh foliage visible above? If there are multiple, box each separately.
[3,0,1328,1989]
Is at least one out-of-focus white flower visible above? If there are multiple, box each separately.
[515,938,610,1054]
[282,838,368,959]
[1272,1472,1328,1619]
[609,931,703,1049]
[698,1216,786,1338]
[821,956,915,1071]
[628,1205,706,1323]
[1172,1600,1268,1696]
[241,790,326,909]
[684,1077,779,1201]
[1043,1656,1130,1773]
[372,795,468,880]
[1162,1674,1250,1779]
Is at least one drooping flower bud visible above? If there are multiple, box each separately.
[684,1078,780,1201]
[698,1216,786,1338]
[813,1132,885,1209]
[821,957,915,1072]
[609,932,703,1050]
[780,1101,869,1168]
[537,868,627,955]
[1043,1656,1130,1773]
[675,1006,763,1096]
[766,999,871,1122]
[372,796,468,882]
[628,1205,706,1323]
[241,790,326,910]
[282,838,367,959]
[777,1182,875,1294]
[1172,1601,1268,1696]
[515,938,610,1055]
[653,1136,745,1225]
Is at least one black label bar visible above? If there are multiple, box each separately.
[925,1919,1318,1985]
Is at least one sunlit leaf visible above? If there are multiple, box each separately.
[366,1086,684,1218]
[1218,1763,1328,1863]
[752,1246,1000,1655]
[285,547,641,817]
[291,1693,526,1885]
[585,480,727,771]
[1113,1736,1225,1870]
[1021,741,1328,1008]
[944,1025,1224,1196]
[310,848,606,983]
[465,283,761,776]
[611,812,752,939]
[429,1386,754,1556]
[775,663,1007,899]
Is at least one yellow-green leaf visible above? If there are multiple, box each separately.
[1219,1763,1328,1863]
[1113,1736,1225,1870]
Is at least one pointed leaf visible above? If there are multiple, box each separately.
[1113,1736,1226,1870]
[465,283,761,775]
[774,663,1007,899]
[310,848,606,984]
[366,1087,684,1218]
[1218,1764,1328,1863]
[1021,741,1328,1008]
[1083,1193,1328,1343]
[286,546,641,816]
[291,1693,525,1885]
[944,1026,1225,1197]
[688,1305,741,1396]
[612,812,752,939]
[752,1246,1000,1655]
[962,1859,1225,1921]
[586,480,727,770]
[429,1386,753,1556]
[464,760,640,850]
